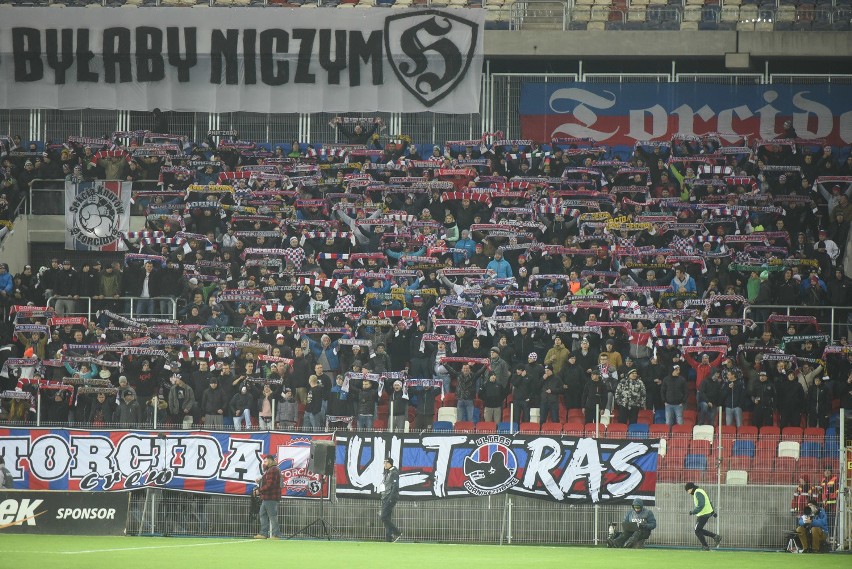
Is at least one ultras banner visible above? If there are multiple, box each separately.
[334,433,660,504]
[65,181,132,251]
[0,7,483,113]
[519,81,852,146]
[0,428,332,498]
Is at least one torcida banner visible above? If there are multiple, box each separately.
[0,7,483,113]
[0,428,332,498]
[334,432,660,504]
[520,81,852,145]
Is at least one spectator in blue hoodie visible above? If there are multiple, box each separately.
[454,230,477,265]
[0,263,13,316]
[486,250,513,279]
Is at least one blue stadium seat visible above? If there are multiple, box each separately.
[497,422,518,434]
[731,440,755,458]
[654,409,666,424]
[628,423,650,439]
[432,421,454,432]
[684,454,708,470]
[800,442,822,458]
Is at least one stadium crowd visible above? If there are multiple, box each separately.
[0,118,851,438]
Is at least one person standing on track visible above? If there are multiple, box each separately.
[254,454,282,539]
[685,482,722,550]
[380,457,402,542]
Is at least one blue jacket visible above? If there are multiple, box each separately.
[454,238,477,264]
[799,506,828,532]
[306,335,341,372]
[486,257,513,279]
[670,275,696,293]
[0,271,13,295]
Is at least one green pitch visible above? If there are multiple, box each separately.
[1,535,848,569]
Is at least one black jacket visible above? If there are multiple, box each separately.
[582,377,608,410]
[479,380,507,408]
[661,373,687,405]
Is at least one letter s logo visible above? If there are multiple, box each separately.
[385,10,478,106]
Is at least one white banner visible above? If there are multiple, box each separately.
[65,181,132,251]
[0,7,484,113]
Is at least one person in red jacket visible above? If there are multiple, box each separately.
[254,454,282,539]
[682,350,724,390]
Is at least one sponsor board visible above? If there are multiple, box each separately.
[0,491,126,535]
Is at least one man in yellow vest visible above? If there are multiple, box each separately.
[685,482,722,550]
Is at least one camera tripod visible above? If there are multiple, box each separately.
[287,474,335,540]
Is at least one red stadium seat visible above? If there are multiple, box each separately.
[649,424,670,438]
[519,422,540,433]
[606,423,628,438]
[454,421,475,433]
[476,421,497,433]
[737,425,758,442]
[567,408,585,422]
[584,423,606,437]
[781,426,803,443]
[541,422,564,435]
[803,427,824,443]
[774,457,798,484]
[796,460,821,486]
[749,468,775,484]
[637,409,654,424]
[689,439,712,456]
[759,426,781,445]
[727,456,752,471]
[562,422,584,437]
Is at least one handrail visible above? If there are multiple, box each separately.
[509,0,569,30]
[27,179,160,216]
[46,295,178,321]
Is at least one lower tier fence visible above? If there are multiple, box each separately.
[128,483,846,550]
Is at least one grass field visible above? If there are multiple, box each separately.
[1,536,849,569]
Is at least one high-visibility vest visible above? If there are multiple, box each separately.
[693,487,714,517]
[821,475,838,505]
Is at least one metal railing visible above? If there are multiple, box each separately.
[4,74,852,162]
[46,295,178,321]
[27,179,161,216]
[509,0,569,30]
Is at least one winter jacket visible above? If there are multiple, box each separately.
[615,377,646,410]
[479,380,507,408]
[722,378,748,409]
[661,373,687,405]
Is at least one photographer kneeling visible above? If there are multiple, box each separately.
[608,498,657,548]
[796,500,828,553]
